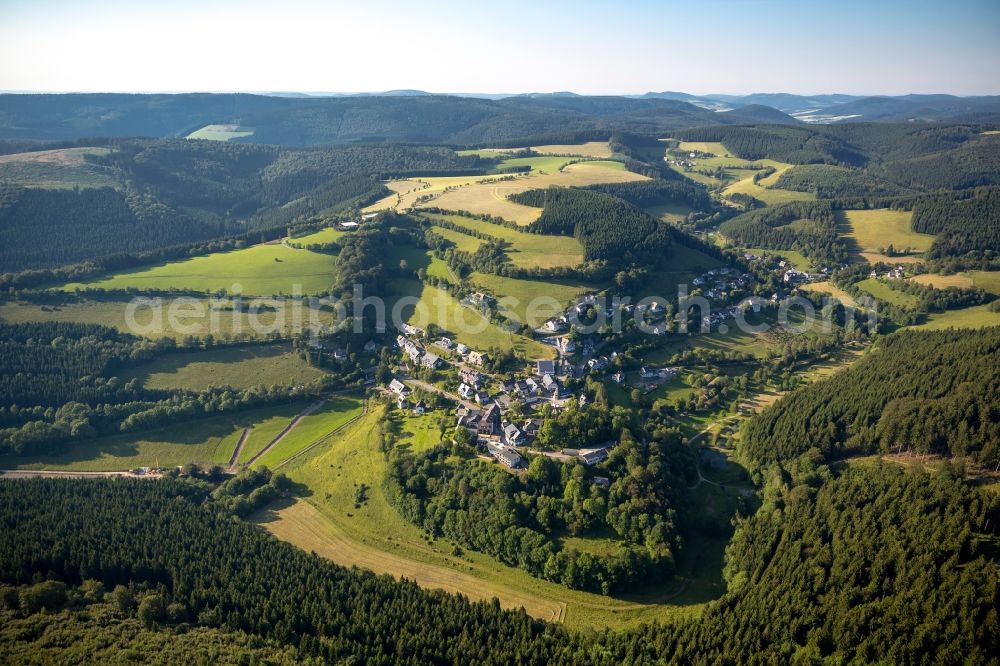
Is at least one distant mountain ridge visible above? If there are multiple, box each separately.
[0,91,996,146]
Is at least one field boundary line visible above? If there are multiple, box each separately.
[245,400,327,467]
[227,428,250,469]
[272,399,368,470]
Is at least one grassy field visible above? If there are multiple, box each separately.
[909,274,974,290]
[0,147,116,189]
[457,142,614,159]
[837,209,934,264]
[396,412,446,453]
[255,407,726,629]
[236,403,310,464]
[855,278,920,308]
[913,303,1000,330]
[120,343,328,391]
[470,272,595,328]
[388,278,554,359]
[0,298,338,339]
[740,246,812,271]
[429,225,483,253]
[421,212,584,269]
[290,227,347,245]
[383,161,646,226]
[647,202,695,223]
[800,281,859,307]
[251,395,365,469]
[0,405,317,472]
[675,141,732,156]
[59,242,337,296]
[722,162,815,206]
[186,124,255,141]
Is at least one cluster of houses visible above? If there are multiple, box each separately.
[395,334,442,369]
[387,378,428,414]
[693,267,755,302]
[869,266,907,280]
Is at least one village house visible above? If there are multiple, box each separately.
[467,350,488,366]
[612,371,625,384]
[555,337,576,354]
[535,359,555,376]
[402,324,424,338]
[502,422,523,447]
[396,396,409,410]
[487,442,522,469]
[412,401,426,415]
[543,316,569,333]
[459,368,483,387]
[578,448,610,465]
[420,352,441,369]
[458,383,475,399]
[455,343,469,355]
[592,476,610,489]
[388,379,411,397]
[433,337,453,351]
[640,366,659,379]
[541,373,559,396]
[477,403,502,442]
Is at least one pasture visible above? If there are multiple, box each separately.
[0,404,311,472]
[290,227,346,245]
[837,209,934,263]
[722,162,815,206]
[457,141,614,159]
[0,147,116,189]
[0,298,338,339]
[120,343,328,391]
[800,281,859,307]
[855,278,920,309]
[387,278,554,358]
[914,303,1000,330]
[250,395,365,469]
[429,225,483,254]
[58,241,338,296]
[257,407,721,630]
[372,161,646,225]
[421,212,584,269]
[186,124,255,141]
[236,402,312,464]
[470,272,594,328]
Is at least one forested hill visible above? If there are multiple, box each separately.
[0,140,489,272]
[740,327,1000,470]
[0,93,793,145]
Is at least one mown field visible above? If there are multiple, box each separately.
[250,395,364,469]
[421,212,584,269]
[911,270,1000,295]
[457,141,614,159]
[58,242,338,296]
[721,162,815,206]
[290,227,346,245]
[370,158,646,225]
[800,281,859,307]
[0,298,338,339]
[855,278,920,308]
[186,124,255,141]
[120,343,328,391]
[0,147,116,189]
[470,272,595,328]
[0,405,302,472]
[388,278,553,358]
[913,303,1000,330]
[837,209,934,264]
[255,407,725,630]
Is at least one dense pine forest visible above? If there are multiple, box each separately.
[718,201,846,265]
[740,328,1000,470]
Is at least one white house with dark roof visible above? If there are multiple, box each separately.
[388,379,411,396]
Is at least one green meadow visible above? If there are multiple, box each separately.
[121,343,328,391]
[186,124,255,141]
[421,212,584,269]
[855,278,920,309]
[470,272,595,327]
[59,242,338,296]
[250,395,365,469]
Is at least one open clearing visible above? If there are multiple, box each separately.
[721,161,815,206]
[421,212,584,269]
[470,272,595,327]
[0,298,338,339]
[837,209,934,263]
[186,124,255,141]
[800,281,858,307]
[120,343,328,391]
[428,225,483,254]
[388,278,554,358]
[913,303,1000,330]
[256,408,723,630]
[0,147,116,189]
[290,227,346,245]
[457,141,614,159]
[855,278,920,308]
[0,404,316,472]
[370,161,646,225]
[908,270,1000,294]
[58,242,337,296]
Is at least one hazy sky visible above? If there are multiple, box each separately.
[1,0,998,95]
